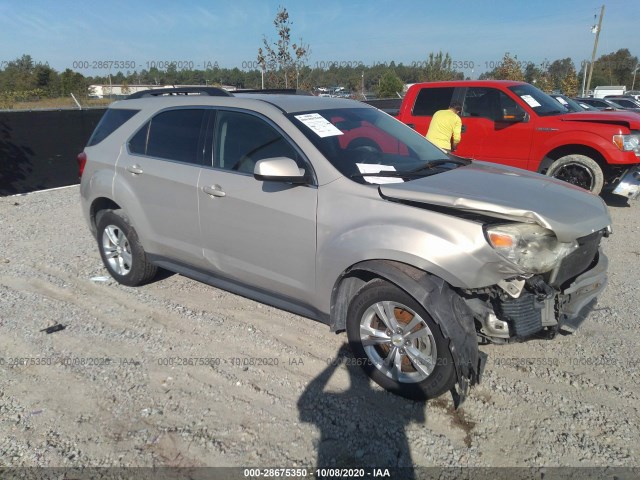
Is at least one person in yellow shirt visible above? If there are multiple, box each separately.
[425,101,462,153]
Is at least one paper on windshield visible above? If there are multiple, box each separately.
[356,163,404,184]
[555,97,569,105]
[294,113,343,138]
[520,95,541,108]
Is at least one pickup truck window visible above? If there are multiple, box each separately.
[412,87,455,116]
[462,88,525,122]
[508,84,566,117]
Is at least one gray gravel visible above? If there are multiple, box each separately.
[0,186,639,469]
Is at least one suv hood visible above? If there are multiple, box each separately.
[378,161,611,242]
[559,111,640,128]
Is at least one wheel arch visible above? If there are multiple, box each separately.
[89,197,121,236]
[330,259,482,407]
[537,144,607,174]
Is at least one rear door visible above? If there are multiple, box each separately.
[115,108,206,264]
[404,86,456,136]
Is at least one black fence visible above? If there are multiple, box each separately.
[0,108,105,196]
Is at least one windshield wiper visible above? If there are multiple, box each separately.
[349,170,444,180]
[408,157,471,174]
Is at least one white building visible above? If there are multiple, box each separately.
[88,84,238,98]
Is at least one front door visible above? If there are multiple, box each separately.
[198,110,317,303]
[460,87,533,169]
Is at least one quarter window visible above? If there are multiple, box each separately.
[412,87,455,116]
[88,108,139,146]
[129,109,206,165]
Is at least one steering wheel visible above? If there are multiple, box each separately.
[347,142,383,164]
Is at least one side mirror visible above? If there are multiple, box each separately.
[254,157,307,184]
[498,111,527,123]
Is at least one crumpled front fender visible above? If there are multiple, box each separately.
[340,260,485,407]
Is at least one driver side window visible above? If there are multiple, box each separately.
[214,111,302,174]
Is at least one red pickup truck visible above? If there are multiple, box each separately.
[385,80,640,198]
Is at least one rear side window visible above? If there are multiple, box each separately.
[129,109,206,165]
[412,87,455,116]
[87,108,139,146]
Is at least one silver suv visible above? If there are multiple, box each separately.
[79,87,611,406]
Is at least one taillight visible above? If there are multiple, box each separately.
[77,152,87,179]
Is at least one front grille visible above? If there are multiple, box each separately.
[551,230,604,288]
[496,293,543,338]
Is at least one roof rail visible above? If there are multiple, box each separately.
[235,89,313,96]
[126,87,233,99]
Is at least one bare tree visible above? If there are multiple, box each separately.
[257,7,310,89]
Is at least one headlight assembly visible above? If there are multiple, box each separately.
[613,133,640,156]
[485,223,578,273]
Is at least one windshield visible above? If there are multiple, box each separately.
[288,107,461,184]
[508,84,569,117]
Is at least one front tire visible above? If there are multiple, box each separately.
[546,154,604,194]
[96,210,157,286]
[346,279,456,401]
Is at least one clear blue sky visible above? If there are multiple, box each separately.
[0,0,637,77]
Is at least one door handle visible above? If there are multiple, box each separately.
[126,164,144,175]
[202,184,226,197]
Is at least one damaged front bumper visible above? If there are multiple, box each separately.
[612,165,640,200]
[557,250,608,331]
[466,249,608,341]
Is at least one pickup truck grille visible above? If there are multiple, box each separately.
[552,230,604,289]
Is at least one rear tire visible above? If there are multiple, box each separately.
[346,279,456,401]
[546,154,604,194]
[96,210,157,286]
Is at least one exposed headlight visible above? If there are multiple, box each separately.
[485,223,578,273]
[613,134,640,156]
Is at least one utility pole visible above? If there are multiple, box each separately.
[585,4,605,96]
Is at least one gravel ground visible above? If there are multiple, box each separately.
[0,186,639,471]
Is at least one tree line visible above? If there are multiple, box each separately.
[1,48,637,108]
[1,5,637,108]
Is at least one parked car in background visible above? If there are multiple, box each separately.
[79,87,614,406]
[573,97,626,111]
[603,96,640,114]
[549,94,599,112]
[624,91,640,101]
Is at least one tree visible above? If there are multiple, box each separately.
[419,51,462,81]
[534,73,553,93]
[494,53,524,81]
[257,6,310,89]
[524,62,544,84]
[377,70,404,98]
[591,48,638,86]
[547,58,575,91]
[561,64,579,96]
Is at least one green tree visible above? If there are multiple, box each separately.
[561,63,579,96]
[419,51,462,81]
[376,70,404,98]
[523,62,544,84]
[257,6,310,89]
[494,53,524,81]
[547,58,575,91]
[591,48,638,86]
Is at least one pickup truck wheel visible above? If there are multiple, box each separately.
[346,279,456,400]
[96,210,157,287]
[547,154,604,194]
